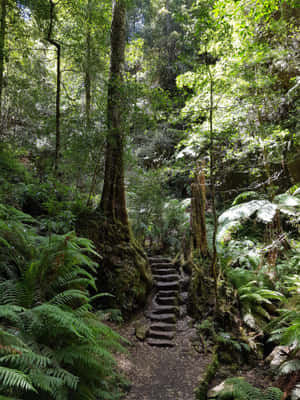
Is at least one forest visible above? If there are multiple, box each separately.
[0,0,299,399]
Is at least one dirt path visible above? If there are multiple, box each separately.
[116,315,210,400]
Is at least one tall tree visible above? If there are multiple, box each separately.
[0,0,6,131]
[47,0,61,175]
[99,0,128,225]
[90,0,151,317]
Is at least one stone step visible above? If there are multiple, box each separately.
[153,274,179,283]
[152,267,177,274]
[150,313,176,324]
[147,338,175,347]
[156,296,177,306]
[158,290,177,297]
[151,262,174,268]
[149,257,171,264]
[148,329,175,340]
[151,322,176,331]
[155,281,179,290]
[152,305,178,315]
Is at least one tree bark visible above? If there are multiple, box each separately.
[0,0,7,133]
[47,0,61,176]
[208,66,218,309]
[191,162,209,257]
[85,0,91,128]
[99,0,128,226]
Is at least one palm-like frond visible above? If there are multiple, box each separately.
[217,192,300,243]
[279,359,300,375]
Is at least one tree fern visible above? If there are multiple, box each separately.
[232,191,261,206]
[279,359,300,375]
[218,192,300,243]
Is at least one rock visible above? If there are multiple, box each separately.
[207,380,233,398]
[265,346,290,370]
[135,323,148,341]
[291,384,300,400]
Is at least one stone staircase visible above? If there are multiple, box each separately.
[146,257,180,347]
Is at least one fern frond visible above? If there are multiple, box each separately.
[279,359,300,375]
[0,305,24,325]
[55,345,115,371]
[232,191,261,205]
[0,366,36,392]
[47,367,79,390]
[49,290,90,306]
[220,377,283,400]
[32,304,94,341]
[28,369,63,395]
[0,350,51,369]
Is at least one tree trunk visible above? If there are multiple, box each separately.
[85,0,91,128]
[208,66,218,309]
[47,0,61,176]
[99,0,128,226]
[191,162,209,257]
[0,0,7,133]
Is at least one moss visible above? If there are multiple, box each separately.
[196,346,219,400]
[188,260,215,319]
[76,211,152,319]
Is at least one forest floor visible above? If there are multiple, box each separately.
[116,312,209,400]
[115,312,275,400]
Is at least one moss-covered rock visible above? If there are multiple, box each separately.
[135,323,148,341]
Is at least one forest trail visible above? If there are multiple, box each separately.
[116,257,210,400]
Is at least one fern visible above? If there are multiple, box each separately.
[0,204,125,400]
[218,377,283,400]
[0,367,36,393]
[218,192,300,243]
[232,191,261,206]
[279,359,300,375]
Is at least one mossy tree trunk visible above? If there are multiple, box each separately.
[89,0,152,317]
[99,0,128,227]
[191,162,209,258]
[0,0,7,133]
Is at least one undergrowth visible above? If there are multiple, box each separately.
[0,203,126,400]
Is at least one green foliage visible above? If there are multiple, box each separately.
[275,247,300,288]
[227,266,284,330]
[268,274,300,380]
[232,191,261,206]
[269,278,300,346]
[216,331,251,353]
[0,204,125,400]
[216,377,282,400]
[220,240,260,270]
[128,168,189,253]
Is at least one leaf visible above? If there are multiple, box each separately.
[279,359,300,375]
[0,367,37,392]
[218,200,272,224]
[256,202,277,223]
